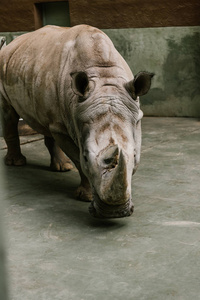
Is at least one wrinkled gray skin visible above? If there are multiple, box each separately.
[0,25,153,218]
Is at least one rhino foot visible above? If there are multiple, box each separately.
[4,153,26,166]
[76,185,93,202]
[50,157,73,172]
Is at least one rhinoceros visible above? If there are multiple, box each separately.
[0,25,153,218]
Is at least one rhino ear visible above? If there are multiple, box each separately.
[71,71,89,97]
[125,71,154,100]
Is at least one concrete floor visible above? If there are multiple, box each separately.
[0,117,200,300]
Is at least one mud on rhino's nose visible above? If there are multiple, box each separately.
[88,197,134,219]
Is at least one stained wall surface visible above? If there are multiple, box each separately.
[104,27,200,117]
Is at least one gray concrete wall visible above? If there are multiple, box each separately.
[1,26,200,117]
[104,26,200,117]
[0,32,28,45]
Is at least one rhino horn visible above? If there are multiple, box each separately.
[100,149,129,205]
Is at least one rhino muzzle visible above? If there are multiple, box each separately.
[89,195,134,219]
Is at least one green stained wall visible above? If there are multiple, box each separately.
[1,26,200,117]
[104,26,200,117]
[0,32,28,44]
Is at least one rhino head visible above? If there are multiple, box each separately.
[71,71,154,218]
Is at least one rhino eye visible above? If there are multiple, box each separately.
[104,158,113,165]
[104,157,118,169]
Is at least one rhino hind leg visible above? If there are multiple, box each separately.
[44,136,73,172]
[0,96,26,166]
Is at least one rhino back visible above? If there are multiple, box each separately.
[0,25,132,134]
[0,27,63,132]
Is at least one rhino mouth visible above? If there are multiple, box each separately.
[88,193,134,219]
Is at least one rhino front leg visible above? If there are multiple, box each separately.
[44,136,73,172]
[0,95,26,166]
[75,169,93,202]
[51,132,92,202]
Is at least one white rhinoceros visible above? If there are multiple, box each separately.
[0,25,153,218]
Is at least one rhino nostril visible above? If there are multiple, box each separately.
[130,204,134,213]
[84,155,88,163]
